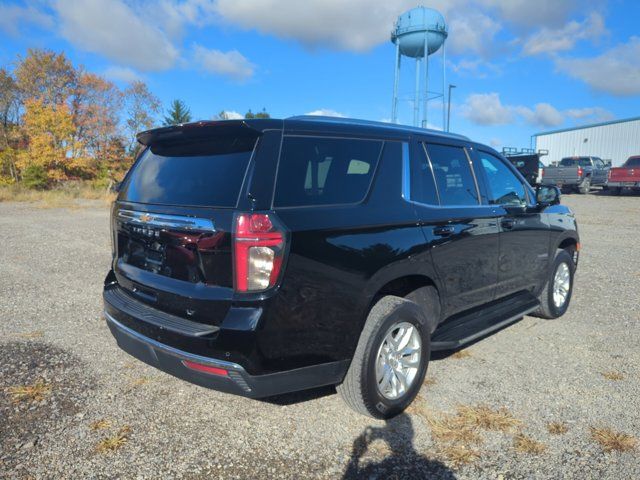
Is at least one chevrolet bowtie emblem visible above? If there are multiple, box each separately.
[139,213,154,223]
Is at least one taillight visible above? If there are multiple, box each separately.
[233,213,286,292]
[577,167,583,177]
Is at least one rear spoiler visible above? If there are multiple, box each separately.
[136,120,277,147]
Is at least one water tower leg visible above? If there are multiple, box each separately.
[442,42,446,131]
[423,34,429,129]
[414,58,421,127]
[391,43,400,124]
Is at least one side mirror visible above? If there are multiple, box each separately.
[605,160,612,167]
[110,181,121,193]
[536,185,561,206]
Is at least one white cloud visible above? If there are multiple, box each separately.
[103,66,143,83]
[0,3,53,36]
[478,0,582,29]
[461,93,514,126]
[53,0,179,71]
[305,109,346,118]
[447,11,502,56]
[523,12,606,56]
[213,0,415,52]
[449,58,502,78]
[515,103,564,127]
[219,110,244,120]
[555,37,640,96]
[565,107,614,122]
[462,93,612,128]
[192,45,255,81]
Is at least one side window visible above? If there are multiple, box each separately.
[425,143,479,206]
[274,136,382,207]
[594,158,603,168]
[476,152,528,206]
[408,142,438,205]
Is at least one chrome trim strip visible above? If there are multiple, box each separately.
[401,142,411,201]
[463,147,482,204]
[117,209,215,232]
[104,311,243,371]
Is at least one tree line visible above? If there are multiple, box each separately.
[0,49,269,190]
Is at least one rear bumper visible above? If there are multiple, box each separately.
[607,181,640,188]
[105,311,348,398]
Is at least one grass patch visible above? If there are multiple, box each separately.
[450,349,472,359]
[90,419,112,431]
[129,377,151,387]
[423,376,436,386]
[601,371,624,381]
[547,422,569,435]
[513,434,547,455]
[7,379,52,404]
[437,444,481,467]
[427,412,483,445]
[590,427,637,453]
[456,404,521,432]
[17,330,44,339]
[0,183,115,208]
[95,426,132,453]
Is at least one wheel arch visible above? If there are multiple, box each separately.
[362,272,442,334]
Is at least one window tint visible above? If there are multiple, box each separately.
[560,157,591,167]
[477,152,528,206]
[408,143,438,205]
[120,137,255,207]
[425,144,479,206]
[274,136,382,207]
[626,157,640,167]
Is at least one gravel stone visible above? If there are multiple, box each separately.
[0,193,639,479]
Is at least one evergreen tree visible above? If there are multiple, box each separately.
[163,99,192,126]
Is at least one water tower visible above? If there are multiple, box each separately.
[391,6,448,128]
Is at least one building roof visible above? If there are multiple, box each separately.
[533,116,640,137]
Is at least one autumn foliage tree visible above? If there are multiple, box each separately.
[16,99,78,187]
[0,49,164,188]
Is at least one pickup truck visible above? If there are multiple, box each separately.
[608,156,640,194]
[541,156,610,194]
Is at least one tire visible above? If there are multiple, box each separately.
[337,296,430,419]
[612,187,622,196]
[531,249,575,319]
[578,176,591,194]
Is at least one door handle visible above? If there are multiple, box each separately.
[501,218,515,230]
[433,225,455,237]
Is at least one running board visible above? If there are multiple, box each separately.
[431,292,539,351]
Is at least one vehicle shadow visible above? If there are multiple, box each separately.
[260,385,337,406]
[342,413,456,479]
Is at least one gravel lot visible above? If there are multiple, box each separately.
[1,192,639,479]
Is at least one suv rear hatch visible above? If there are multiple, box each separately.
[110,122,260,327]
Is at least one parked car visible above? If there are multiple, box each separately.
[103,117,580,418]
[542,156,610,194]
[608,156,640,194]
[503,150,546,186]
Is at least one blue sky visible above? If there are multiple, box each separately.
[1,0,639,149]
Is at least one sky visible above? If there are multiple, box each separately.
[1,0,639,150]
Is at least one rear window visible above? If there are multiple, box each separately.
[119,137,256,207]
[560,157,591,167]
[625,157,640,167]
[274,136,382,207]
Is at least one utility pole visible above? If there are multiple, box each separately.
[447,84,456,132]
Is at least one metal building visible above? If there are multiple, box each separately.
[533,117,640,167]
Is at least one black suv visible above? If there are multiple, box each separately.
[104,116,579,418]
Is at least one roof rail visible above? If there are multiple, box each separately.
[286,115,469,140]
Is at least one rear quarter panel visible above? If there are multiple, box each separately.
[260,139,439,368]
